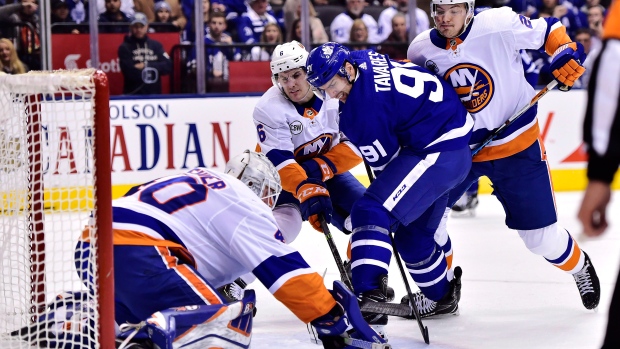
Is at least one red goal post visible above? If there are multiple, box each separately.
[0,69,114,348]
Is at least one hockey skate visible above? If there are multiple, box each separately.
[573,252,600,310]
[357,274,393,339]
[400,266,462,319]
[451,193,479,217]
[344,260,395,301]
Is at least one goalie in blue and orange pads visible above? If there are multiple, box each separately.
[12,150,386,349]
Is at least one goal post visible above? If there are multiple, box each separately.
[0,69,114,348]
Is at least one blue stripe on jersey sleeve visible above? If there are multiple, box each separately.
[253,251,311,289]
[265,149,295,168]
[113,206,187,248]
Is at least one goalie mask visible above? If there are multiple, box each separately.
[225,150,282,209]
[430,0,475,37]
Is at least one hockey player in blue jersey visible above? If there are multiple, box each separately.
[306,42,474,329]
[407,0,600,311]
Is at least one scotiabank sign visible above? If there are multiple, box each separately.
[51,33,179,95]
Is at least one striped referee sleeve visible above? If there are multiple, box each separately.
[583,39,620,184]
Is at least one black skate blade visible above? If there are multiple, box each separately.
[360,301,412,317]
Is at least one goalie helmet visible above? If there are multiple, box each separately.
[430,0,475,37]
[270,41,309,90]
[225,150,282,209]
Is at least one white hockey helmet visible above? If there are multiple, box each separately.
[225,150,282,209]
[270,41,309,90]
[430,0,475,37]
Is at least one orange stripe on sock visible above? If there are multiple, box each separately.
[445,253,453,270]
[556,240,582,272]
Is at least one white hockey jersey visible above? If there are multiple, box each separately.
[101,168,335,323]
[330,12,380,44]
[408,7,574,161]
[377,7,430,43]
[253,86,361,194]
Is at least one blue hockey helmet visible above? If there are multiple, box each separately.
[306,42,351,89]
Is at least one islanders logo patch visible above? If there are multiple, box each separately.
[443,63,494,113]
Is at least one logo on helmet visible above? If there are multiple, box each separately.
[321,45,334,58]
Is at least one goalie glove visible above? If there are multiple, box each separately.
[549,42,586,91]
[301,156,337,182]
[296,178,333,232]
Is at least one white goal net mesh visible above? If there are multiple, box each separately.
[0,69,110,348]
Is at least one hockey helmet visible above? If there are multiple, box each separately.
[270,41,309,89]
[225,150,282,209]
[430,0,475,36]
[306,42,351,89]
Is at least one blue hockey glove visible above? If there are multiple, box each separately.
[549,42,586,91]
[296,178,333,232]
[313,281,387,349]
[301,156,337,182]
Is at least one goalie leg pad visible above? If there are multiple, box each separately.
[142,289,256,349]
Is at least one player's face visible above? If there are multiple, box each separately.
[319,71,352,103]
[277,68,313,103]
[434,4,467,38]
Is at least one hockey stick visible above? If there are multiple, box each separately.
[363,162,430,344]
[471,80,558,156]
[318,215,411,317]
[319,214,354,291]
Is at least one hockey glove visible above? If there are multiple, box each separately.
[301,156,337,182]
[311,303,351,349]
[549,42,586,91]
[296,178,333,232]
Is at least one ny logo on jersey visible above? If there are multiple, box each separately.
[443,63,495,113]
[294,135,333,161]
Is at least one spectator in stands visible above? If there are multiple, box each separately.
[283,0,328,43]
[97,0,135,17]
[0,38,27,74]
[376,0,429,42]
[348,18,370,50]
[536,0,587,39]
[118,12,172,94]
[250,22,282,60]
[181,0,214,43]
[51,0,81,34]
[587,4,605,38]
[330,0,379,44]
[150,1,180,32]
[238,0,281,44]
[134,0,186,31]
[6,0,41,70]
[0,0,37,39]
[99,0,132,33]
[205,11,240,79]
[377,12,408,60]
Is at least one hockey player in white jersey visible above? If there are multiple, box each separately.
[254,41,367,244]
[407,0,600,311]
[57,151,387,349]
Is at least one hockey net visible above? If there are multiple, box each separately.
[0,69,113,348]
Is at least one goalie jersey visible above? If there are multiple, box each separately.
[408,7,575,161]
[254,86,362,194]
[100,168,334,323]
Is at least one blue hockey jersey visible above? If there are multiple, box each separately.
[340,50,473,172]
